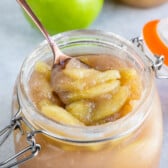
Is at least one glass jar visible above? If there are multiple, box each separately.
[1,30,163,168]
[118,0,168,8]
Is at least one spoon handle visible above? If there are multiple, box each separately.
[17,0,60,62]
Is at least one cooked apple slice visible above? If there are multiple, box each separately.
[120,68,142,100]
[63,68,120,81]
[97,70,120,82]
[92,86,130,121]
[29,71,54,105]
[59,80,87,91]
[35,62,51,80]
[60,69,120,92]
[41,104,84,126]
[63,68,97,79]
[66,100,94,124]
[38,99,52,109]
[119,101,133,117]
[67,80,120,103]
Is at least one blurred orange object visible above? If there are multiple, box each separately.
[143,20,168,66]
[118,0,168,8]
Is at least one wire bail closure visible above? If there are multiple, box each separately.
[0,93,41,168]
[131,36,168,79]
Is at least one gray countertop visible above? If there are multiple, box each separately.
[0,0,168,167]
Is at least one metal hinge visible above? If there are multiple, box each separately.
[0,93,41,168]
[131,36,168,79]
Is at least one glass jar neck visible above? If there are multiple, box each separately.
[18,30,154,143]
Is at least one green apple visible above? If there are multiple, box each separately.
[25,0,104,35]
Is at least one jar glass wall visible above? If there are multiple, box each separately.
[13,30,163,168]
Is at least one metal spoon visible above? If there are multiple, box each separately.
[17,0,89,94]
[17,0,71,66]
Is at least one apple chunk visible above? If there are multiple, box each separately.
[66,100,94,124]
[92,86,130,121]
[41,104,84,126]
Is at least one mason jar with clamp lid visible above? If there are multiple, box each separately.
[0,19,168,168]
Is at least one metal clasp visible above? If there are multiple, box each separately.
[131,37,168,79]
[0,116,22,146]
[0,93,41,168]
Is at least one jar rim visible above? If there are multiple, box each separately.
[18,29,154,143]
